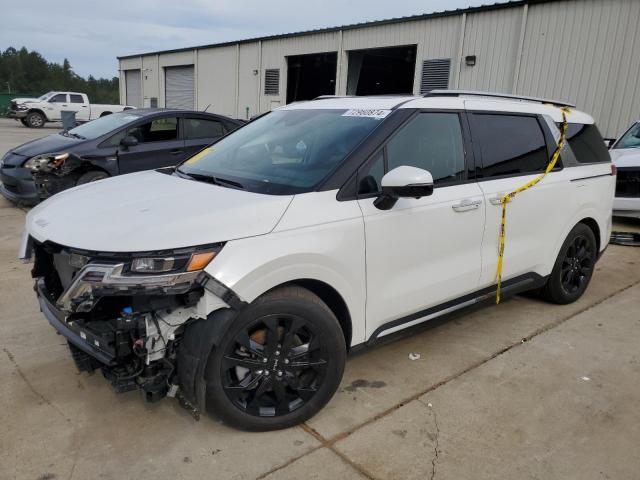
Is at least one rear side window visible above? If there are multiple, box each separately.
[184,118,225,139]
[128,117,178,143]
[470,114,550,178]
[70,94,84,104]
[564,123,611,163]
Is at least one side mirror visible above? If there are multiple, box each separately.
[374,166,434,211]
[120,135,138,148]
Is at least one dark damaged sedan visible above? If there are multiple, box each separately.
[0,109,244,205]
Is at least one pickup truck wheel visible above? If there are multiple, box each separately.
[20,118,29,127]
[204,286,346,431]
[26,111,45,128]
[77,171,109,185]
[541,223,596,304]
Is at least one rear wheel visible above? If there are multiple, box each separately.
[25,111,45,128]
[541,223,597,304]
[77,170,109,185]
[204,286,346,431]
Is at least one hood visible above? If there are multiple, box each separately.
[12,97,40,104]
[610,149,640,168]
[10,133,84,159]
[26,170,294,252]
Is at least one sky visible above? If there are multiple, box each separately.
[2,0,491,79]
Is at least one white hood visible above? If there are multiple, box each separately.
[26,171,294,252]
[610,149,640,168]
[12,97,40,104]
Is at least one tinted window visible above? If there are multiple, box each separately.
[471,114,550,178]
[128,117,178,143]
[50,94,67,103]
[184,118,224,139]
[564,123,610,163]
[70,111,142,141]
[70,94,84,104]
[612,122,640,150]
[357,112,465,195]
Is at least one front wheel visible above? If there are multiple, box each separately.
[204,286,346,431]
[20,118,29,127]
[25,111,45,128]
[541,223,597,304]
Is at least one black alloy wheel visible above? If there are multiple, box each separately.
[560,234,594,295]
[221,313,327,417]
[541,223,597,304]
[204,286,346,430]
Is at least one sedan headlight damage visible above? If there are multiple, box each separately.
[24,152,69,172]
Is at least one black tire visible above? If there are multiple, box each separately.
[77,170,109,185]
[25,111,45,128]
[20,118,29,127]
[204,286,346,431]
[541,223,597,304]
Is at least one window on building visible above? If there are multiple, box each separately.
[470,114,551,178]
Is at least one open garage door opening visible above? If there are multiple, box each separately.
[286,52,337,104]
[347,45,417,96]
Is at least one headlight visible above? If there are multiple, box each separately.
[130,251,218,274]
[24,153,69,171]
[15,104,28,111]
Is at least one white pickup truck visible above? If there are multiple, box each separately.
[8,91,134,128]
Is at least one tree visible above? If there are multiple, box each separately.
[0,47,119,103]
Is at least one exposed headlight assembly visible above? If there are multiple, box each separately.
[129,251,218,274]
[24,153,69,171]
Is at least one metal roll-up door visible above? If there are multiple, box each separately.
[125,69,142,107]
[165,65,195,109]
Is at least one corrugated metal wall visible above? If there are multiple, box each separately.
[121,0,640,137]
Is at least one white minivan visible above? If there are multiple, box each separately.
[20,91,615,430]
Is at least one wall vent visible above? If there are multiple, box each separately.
[420,59,451,94]
[264,68,280,95]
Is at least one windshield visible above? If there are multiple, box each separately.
[66,111,142,140]
[37,92,53,101]
[178,109,385,194]
[614,122,640,149]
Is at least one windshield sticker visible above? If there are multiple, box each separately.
[184,147,212,165]
[342,109,391,120]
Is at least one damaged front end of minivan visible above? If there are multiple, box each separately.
[26,238,230,405]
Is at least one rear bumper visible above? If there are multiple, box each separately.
[613,196,640,219]
[0,165,39,205]
[36,278,116,366]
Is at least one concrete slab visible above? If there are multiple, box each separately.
[260,447,368,480]
[333,284,640,480]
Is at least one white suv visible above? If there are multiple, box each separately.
[609,120,640,218]
[20,91,615,430]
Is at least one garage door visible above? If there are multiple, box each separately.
[125,69,142,107]
[165,65,195,109]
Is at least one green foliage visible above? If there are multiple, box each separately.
[0,47,119,104]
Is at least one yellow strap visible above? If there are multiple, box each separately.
[495,107,570,304]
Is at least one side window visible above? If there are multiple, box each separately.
[50,94,67,103]
[101,130,127,148]
[614,122,640,149]
[70,94,84,104]
[357,112,466,195]
[471,114,550,178]
[127,117,178,143]
[184,117,225,139]
[564,123,611,163]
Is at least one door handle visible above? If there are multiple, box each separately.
[489,194,508,206]
[452,199,482,212]
[170,149,183,155]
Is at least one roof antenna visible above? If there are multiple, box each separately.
[203,104,211,112]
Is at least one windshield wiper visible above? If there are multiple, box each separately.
[175,169,245,190]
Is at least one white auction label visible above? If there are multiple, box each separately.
[342,109,391,119]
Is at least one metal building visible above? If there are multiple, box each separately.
[117,0,640,137]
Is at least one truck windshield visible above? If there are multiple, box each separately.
[66,112,142,140]
[177,109,385,194]
[38,92,54,100]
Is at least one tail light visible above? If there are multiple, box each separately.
[611,164,617,176]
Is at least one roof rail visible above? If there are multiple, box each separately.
[425,89,575,108]
[312,95,356,100]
